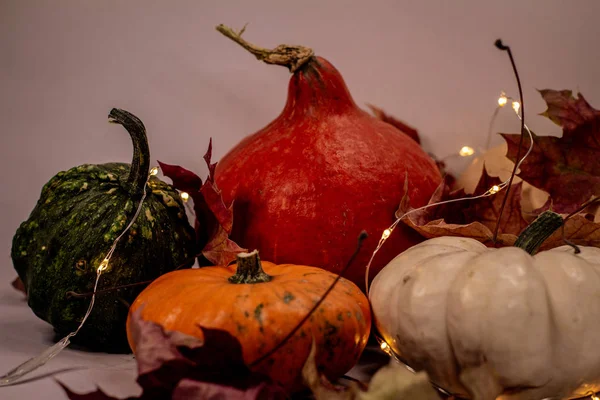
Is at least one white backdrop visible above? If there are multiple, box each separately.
[1,1,600,398]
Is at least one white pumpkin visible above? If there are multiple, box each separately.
[369,235,600,400]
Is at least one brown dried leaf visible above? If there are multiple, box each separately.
[302,340,355,400]
[159,140,246,266]
[367,104,421,144]
[61,310,283,400]
[502,89,600,213]
[539,213,600,250]
[399,168,527,247]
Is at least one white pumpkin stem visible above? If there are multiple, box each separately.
[514,210,563,255]
[229,250,272,284]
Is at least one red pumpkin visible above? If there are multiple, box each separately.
[214,31,442,290]
[126,251,371,392]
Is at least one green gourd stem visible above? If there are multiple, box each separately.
[108,108,150,196]
[216,24,314,73]
[229,250,272,284]
[514,211,564,255]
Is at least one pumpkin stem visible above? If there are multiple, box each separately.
[514,211,563,255]
[229,250,272,284]
[108,108,150,197]
[216,24,314,73]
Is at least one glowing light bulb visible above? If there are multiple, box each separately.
[97,258,109,272]
[512,101,520,114]
[149,167,159,176]
[498,93,508,107]
[382,229,391,239]
[490,185,501,194]
[180,192,190,202]
[591,394,600,400]
[459,146,475,157]
[380,342,389,351]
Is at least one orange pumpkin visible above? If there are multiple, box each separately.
[126,250,371,392]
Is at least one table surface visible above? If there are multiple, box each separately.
[0,285,388,400]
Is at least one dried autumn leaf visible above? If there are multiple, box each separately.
[302,340,354,400]
[302,340,439,400]
[367,104,421,144]
[203,138,218,182]
[199,179,234,234]
[201,225,247,266]
[61,310,283,400]
[463,168,529,235]
[502,89,600,213]
[159,140,246,265]
[156,161,203,194]
[539,212,600,251]
[11,277,26,297]
[399,168,527,247]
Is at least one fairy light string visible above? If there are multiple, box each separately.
[367,95,599,399]
[363,91,533,295]
[364,92,541,398]
[0,166,157,386]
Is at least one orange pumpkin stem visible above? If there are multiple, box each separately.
[229,250,272,284]
[216,24,314,73]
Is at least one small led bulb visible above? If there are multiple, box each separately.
[490,185,501,194]
[498,93,508,107]
[97,258,109,272]
[380,342,389,351]
[591,394,599,400]
[180,192,190,202]
[149,167,159,176]
[459,146,475,157]
[512,101,520,114]
[382,229,391,239]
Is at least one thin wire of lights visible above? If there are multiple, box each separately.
[0,167,156,386]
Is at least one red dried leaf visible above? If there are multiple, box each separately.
[203,138,217,183]
[399,168,527,246]
[367,104,421,144]
[157,161,203,193]
[172,379,279,400]
[502,89,600,213]
[199,181,233,234]
[159,140,246,266]
[61,310,283,400]
[201,225,247,266]
[11,277,26,297]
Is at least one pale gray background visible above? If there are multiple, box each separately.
[1,1,600,398]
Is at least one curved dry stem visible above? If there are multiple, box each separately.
[492,39,525,243]
[216,24,314,72]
